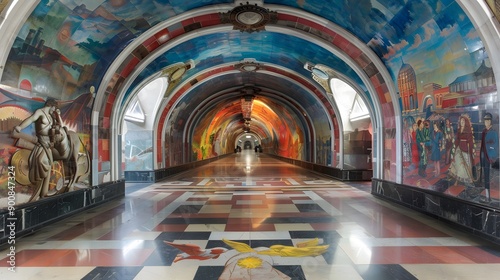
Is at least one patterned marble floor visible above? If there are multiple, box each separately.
[1,151,500,279]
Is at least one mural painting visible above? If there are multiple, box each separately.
[396,55,498,204]
[166,238,329,279]
[361,0,500,205]
[0,87,91,207]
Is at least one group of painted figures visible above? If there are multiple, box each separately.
[404,112,499,202]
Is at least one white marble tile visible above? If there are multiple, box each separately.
[274,223,314,231]
[236,200,263,205]
[0,267,94,280]
[198,204,232,213]
[124,231,162,240]
[135,265,198,280]
[228,208,270,218]
[268,204,300,213]
[302,264,363,280]
[184,224,226,232]
[402,264,500,279]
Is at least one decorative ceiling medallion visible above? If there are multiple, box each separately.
[304,62,336,94]
[234,61,261,72]
[220,2,278,33]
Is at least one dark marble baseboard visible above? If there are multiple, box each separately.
[372,178,500,245]
[0,180,125,248]
[125,153,234,183]
[269,154,372,181]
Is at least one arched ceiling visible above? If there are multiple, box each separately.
[2,1,485,102]
[0,0,495,169]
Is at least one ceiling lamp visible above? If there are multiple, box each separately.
[235,61,261,72]
[304,62,336,94]
[241,94,254,120]
[220,2,277,33]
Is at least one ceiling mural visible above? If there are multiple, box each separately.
[125,31,363,102]
[0,0,498,207]
[0,1,487,101]
[373,1,487,93]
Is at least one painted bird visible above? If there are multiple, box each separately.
[164,241,229,262]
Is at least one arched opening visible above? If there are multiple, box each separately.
[121,77,167,179]
[235,133,261,152]
[330,78,373,170]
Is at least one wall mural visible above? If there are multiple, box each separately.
[0,86,92,207]
[0,0,498,209]
[190,104,234,161]
[384,2,499,205]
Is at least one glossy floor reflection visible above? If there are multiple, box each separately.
[2,151,500,279]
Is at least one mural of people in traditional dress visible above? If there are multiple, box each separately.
[479,113,499,202]
[443,118,455,165]
[429,121,444,177]
[448,115,476,188]
[416,120,430,178]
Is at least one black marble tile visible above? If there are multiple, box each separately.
[440,197,460,223]
[399,187,413,205]
[160,217,228,224]
[289,230,342,243]
[295,204,326,213]
[356,264,417,280]
[155,231,212,241]
[193,266,225,280]
[179,231,212,240]
[142,240,180,266]
[193,262,306,279]
[412,190,425,210]
[171,205,204,214]
[206,239,294,250]
[205,239,238,250]
[155,232,185,241]
[424,194,442,216]
[467,205,485,230]
[274,265,306,280]
[479,245,500,257]
[263,217,336,224]
[81,266,142,280]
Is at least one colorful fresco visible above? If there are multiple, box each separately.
[0,0,497,209]
[3,1,479,102]
[0,85,92,208]
[191,103,236,161]
[380,1,496,198]
[1,0,231,99]
[165,71,333,165]
[127,31,363,102]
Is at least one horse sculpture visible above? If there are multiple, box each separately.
[10,99,90,201]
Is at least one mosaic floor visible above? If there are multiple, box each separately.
[1,151,500,279]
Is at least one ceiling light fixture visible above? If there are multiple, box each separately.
[220,2,277,33]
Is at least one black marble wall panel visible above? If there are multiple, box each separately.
[372,179,500,244]
[0,180,125,248]
[126,154,235,183]
[268,154,372,181]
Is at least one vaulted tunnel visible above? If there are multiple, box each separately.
[1,0,499,245]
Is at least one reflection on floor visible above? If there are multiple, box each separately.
[2,151,500,279]
[403,161,499,206]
